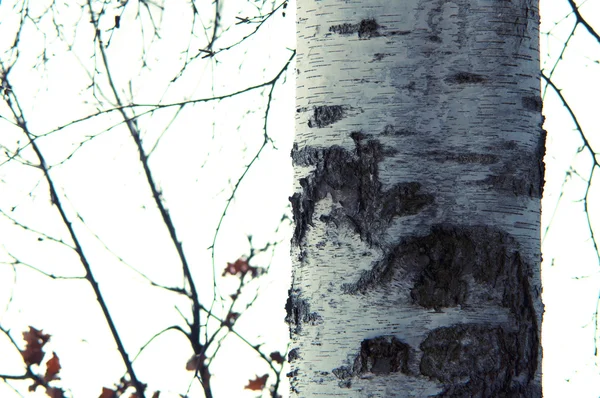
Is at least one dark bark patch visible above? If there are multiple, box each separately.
[407,226,531,312]
[346,225,536,319]
[285,290,322,335]
[522,95,542,112]
[407,225,499,309]
[421,322,540,397]
[343,224,539,394]
[353,336,411,375]
[421,325,505,382]
[345,225,508,300]
[308,105,346,128]
[329,18,380,39]
[332,336,413,388]
[446,72,486,84]
[290,135,433,246]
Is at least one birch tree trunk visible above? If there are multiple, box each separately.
[287,0,544,396]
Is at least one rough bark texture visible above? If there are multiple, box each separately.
[288,0,543,396]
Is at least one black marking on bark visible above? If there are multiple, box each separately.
[288,348,300,362]
[371,53,390,62]
[286,369,298,378]
[427,150,499,164]
[388,30,411,36]
[307,105,346,128]
[522,95,542,112]
[329,23,355,35]
[446,72,486,84]
[329,18,380,39]
[429,35,442,42]
[290,135,434,246]
[285,290,322,335]
[358,19,380,38]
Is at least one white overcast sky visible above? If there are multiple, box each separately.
[0,0,600,397]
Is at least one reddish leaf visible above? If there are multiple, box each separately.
[223,258,248,276]
[152,392,160,398]
[223,258,260,278]
[44,352,61,382]
[244,374,268,391]
[99,387,116,398]
[21,326,50,366]
[270,351,284,364]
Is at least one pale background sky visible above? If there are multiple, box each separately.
[0,0,294,396]
[540,0,600,396]
[0,0,599,397]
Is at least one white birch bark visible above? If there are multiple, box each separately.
[287,0,543,396]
